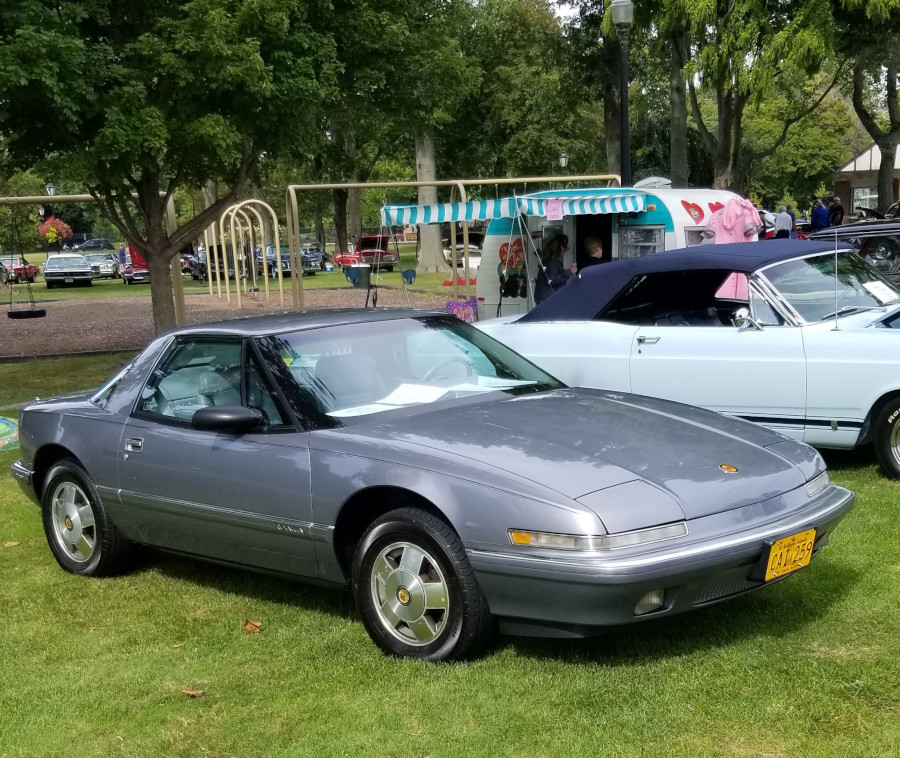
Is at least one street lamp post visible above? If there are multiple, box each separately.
[558,150,569,189]
[44,181,58,250]
[610,0,634,187]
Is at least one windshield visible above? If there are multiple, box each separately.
[46,256,88,269]
[85,254,110,263]
[759,251,900,322]
[259,316,563,419]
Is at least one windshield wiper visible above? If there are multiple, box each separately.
[819,305,880,321]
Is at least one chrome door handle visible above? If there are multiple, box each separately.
[125,437,143,452]
[636,336,660,345]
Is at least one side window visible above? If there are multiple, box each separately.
[137,338,243,422]
[749,288,785,326]
[246,352,286,425]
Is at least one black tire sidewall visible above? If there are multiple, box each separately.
[41,460,121,576]
[353,512,471,661]
[874,400,900,478]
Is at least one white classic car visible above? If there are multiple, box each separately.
[477,239,900,477]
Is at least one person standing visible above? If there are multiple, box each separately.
[773,206,792,239]
[785,203,797,239]
[829,197,845,226]
[579,236,604,270]
[811,199,830,231]
[534,235,576,304]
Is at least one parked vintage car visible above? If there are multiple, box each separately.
[73,238,114,252]
[191,246,237,280]
[11,310,853,661]
[477,239,900,476]
[0,255,40,284]
[443,230,485,268]
[808,217,900,280]
[334,235,399,271]
[259,244,321,277]
[83,252,120,279]
[121,247,150,285]
[42,253,93,288]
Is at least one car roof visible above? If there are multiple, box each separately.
[521,239,856,322]
[161,308,448,339]
[808,218,900,239]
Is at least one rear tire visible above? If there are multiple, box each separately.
[41,458,130,576]
[352,507,494,661]
[874,399,900,478]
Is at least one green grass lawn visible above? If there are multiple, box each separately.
[2,367,898,756]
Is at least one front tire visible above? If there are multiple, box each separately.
[41,459,130,576]
[352,507,494,661]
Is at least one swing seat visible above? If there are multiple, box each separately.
[402,269,416,286]
[7,307,47,319]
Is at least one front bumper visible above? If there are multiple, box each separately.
[45,272,93,284]
[468,484,854,636]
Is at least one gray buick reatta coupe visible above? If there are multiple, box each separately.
[11,310,854,660]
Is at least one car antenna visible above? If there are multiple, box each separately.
[832,228,840,332]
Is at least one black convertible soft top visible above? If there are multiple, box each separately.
[520,239,855,322]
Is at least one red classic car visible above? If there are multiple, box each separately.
[0,255,41,284]
[334,235,399,272]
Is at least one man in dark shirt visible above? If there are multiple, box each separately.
[829,197,845,226]
[811,199,830,231]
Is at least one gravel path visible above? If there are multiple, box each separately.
[0,284,451,358]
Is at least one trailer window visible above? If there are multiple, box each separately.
[618,226,664,258]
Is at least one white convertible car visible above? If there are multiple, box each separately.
[477,239,900,476]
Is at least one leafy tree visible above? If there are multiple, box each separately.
[0,0,337,332]
[832,0,900,213]
[0,170,43,254]
[679,0,842,192]
[744,94,860,209]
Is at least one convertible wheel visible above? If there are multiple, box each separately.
[41,459,129,576]
[352,507,494,661]
[874,399,900,478]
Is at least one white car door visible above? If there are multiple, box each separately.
[628,324,808,437]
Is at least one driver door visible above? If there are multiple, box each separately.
[116,335,317,577]
[629,323,807,437]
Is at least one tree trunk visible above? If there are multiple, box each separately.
[604,95,622,182]
[414,125,446,273]
[148,248,177,332]
[333,188,349,256]
[346,129,362,242]
[669,35,689,188]
[878,140,899,213]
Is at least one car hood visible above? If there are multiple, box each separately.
[339,388,814,521]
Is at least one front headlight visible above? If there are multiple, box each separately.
[805,471,830,497]
[508,522,688,552]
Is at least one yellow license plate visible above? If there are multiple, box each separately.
[764,528,816,581]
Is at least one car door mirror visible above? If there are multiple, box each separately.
[192,405,265,432]
[732,307,762,331]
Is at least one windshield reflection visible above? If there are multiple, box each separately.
[261,316,562,419]
[760,251,900,322]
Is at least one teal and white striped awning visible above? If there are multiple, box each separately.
[381,192,646,226]
[517,193,646,216]
[381,197,520,226]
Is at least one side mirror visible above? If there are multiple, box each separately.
[732,307,762,330]
[192,405,264,432]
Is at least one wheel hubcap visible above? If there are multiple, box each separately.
[370,541,449,646]
[50,481,96,564]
